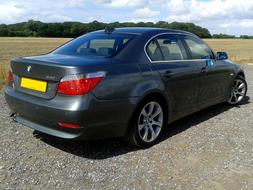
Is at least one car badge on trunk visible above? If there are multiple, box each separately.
[27,65,32,73]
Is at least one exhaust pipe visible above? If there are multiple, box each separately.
[10,112,18,122]
[10,112,16,117]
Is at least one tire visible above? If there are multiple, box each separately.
[127,98,166,148]
[227,76,247,105]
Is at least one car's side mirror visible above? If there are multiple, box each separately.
[217,52,228,60]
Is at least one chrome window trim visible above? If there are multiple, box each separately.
[144,32,211,63]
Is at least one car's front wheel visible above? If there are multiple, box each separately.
[228,76,247,105]
[128,99,165,148]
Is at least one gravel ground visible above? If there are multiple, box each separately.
[0,65,253,190]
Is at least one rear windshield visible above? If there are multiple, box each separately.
[52,33,136,57]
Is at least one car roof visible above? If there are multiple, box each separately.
[93,27,192,36]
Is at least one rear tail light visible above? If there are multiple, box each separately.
[58,122,81,129]
[8,70,14,85]
[57,71,106,95]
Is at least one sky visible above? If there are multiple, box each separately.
[0,0,253,36]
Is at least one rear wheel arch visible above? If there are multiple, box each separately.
[138,92,169,118]
[128,91,169,131]
[125,91,169,146]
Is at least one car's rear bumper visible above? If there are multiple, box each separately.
[5,87,138,140]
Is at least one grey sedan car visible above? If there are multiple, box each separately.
[5,28,247,147]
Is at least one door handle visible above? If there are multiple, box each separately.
[206,59,215,67]
[163,70,174,77]
[201,67,207,73]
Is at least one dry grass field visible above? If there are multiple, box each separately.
[0,37,70,81]
[205,39,253,63]
[0,37,253,90]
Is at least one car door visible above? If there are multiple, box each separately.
[146,34,200,115]
[180,34,232,107]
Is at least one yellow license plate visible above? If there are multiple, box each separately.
[20,77,47,93]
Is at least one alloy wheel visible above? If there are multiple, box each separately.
[228,78,246,104]
[137,101,163,143]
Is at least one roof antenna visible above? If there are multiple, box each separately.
[105,25,115,34]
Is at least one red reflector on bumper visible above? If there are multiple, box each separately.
[58,122,81,129]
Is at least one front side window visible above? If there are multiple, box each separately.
[183,35,213,59]
[53,33,136,57]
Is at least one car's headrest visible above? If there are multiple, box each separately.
[152,47,163,61]
[97,47,114,57]
[79,48,97,55]
[159,46,170,58]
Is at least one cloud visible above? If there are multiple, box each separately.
[220,19,253,29]
[43,14,73,22]
[0,3,24,23]
[65,0,85,7]
[167,0,253,23]
[133,7,159,19]
[167,0,191,15]
[0,0,253,35]
[93,0,147,8]
[238,19,253,28]
[161,0,253,35]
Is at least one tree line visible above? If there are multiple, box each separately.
[212,34,253,39]
[0,20,211,38]
[0,20,252,39]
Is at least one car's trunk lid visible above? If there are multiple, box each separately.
[11,53,110,99]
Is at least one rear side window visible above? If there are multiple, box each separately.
[146,40,163,61]
[53,33,136,57]
[146,34,186,61]
[183,36,213,59]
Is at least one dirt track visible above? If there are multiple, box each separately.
[0,65,252,189]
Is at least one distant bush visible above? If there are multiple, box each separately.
[212,34,253,39]
[240,35,253,39]
[212,34,236,39]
